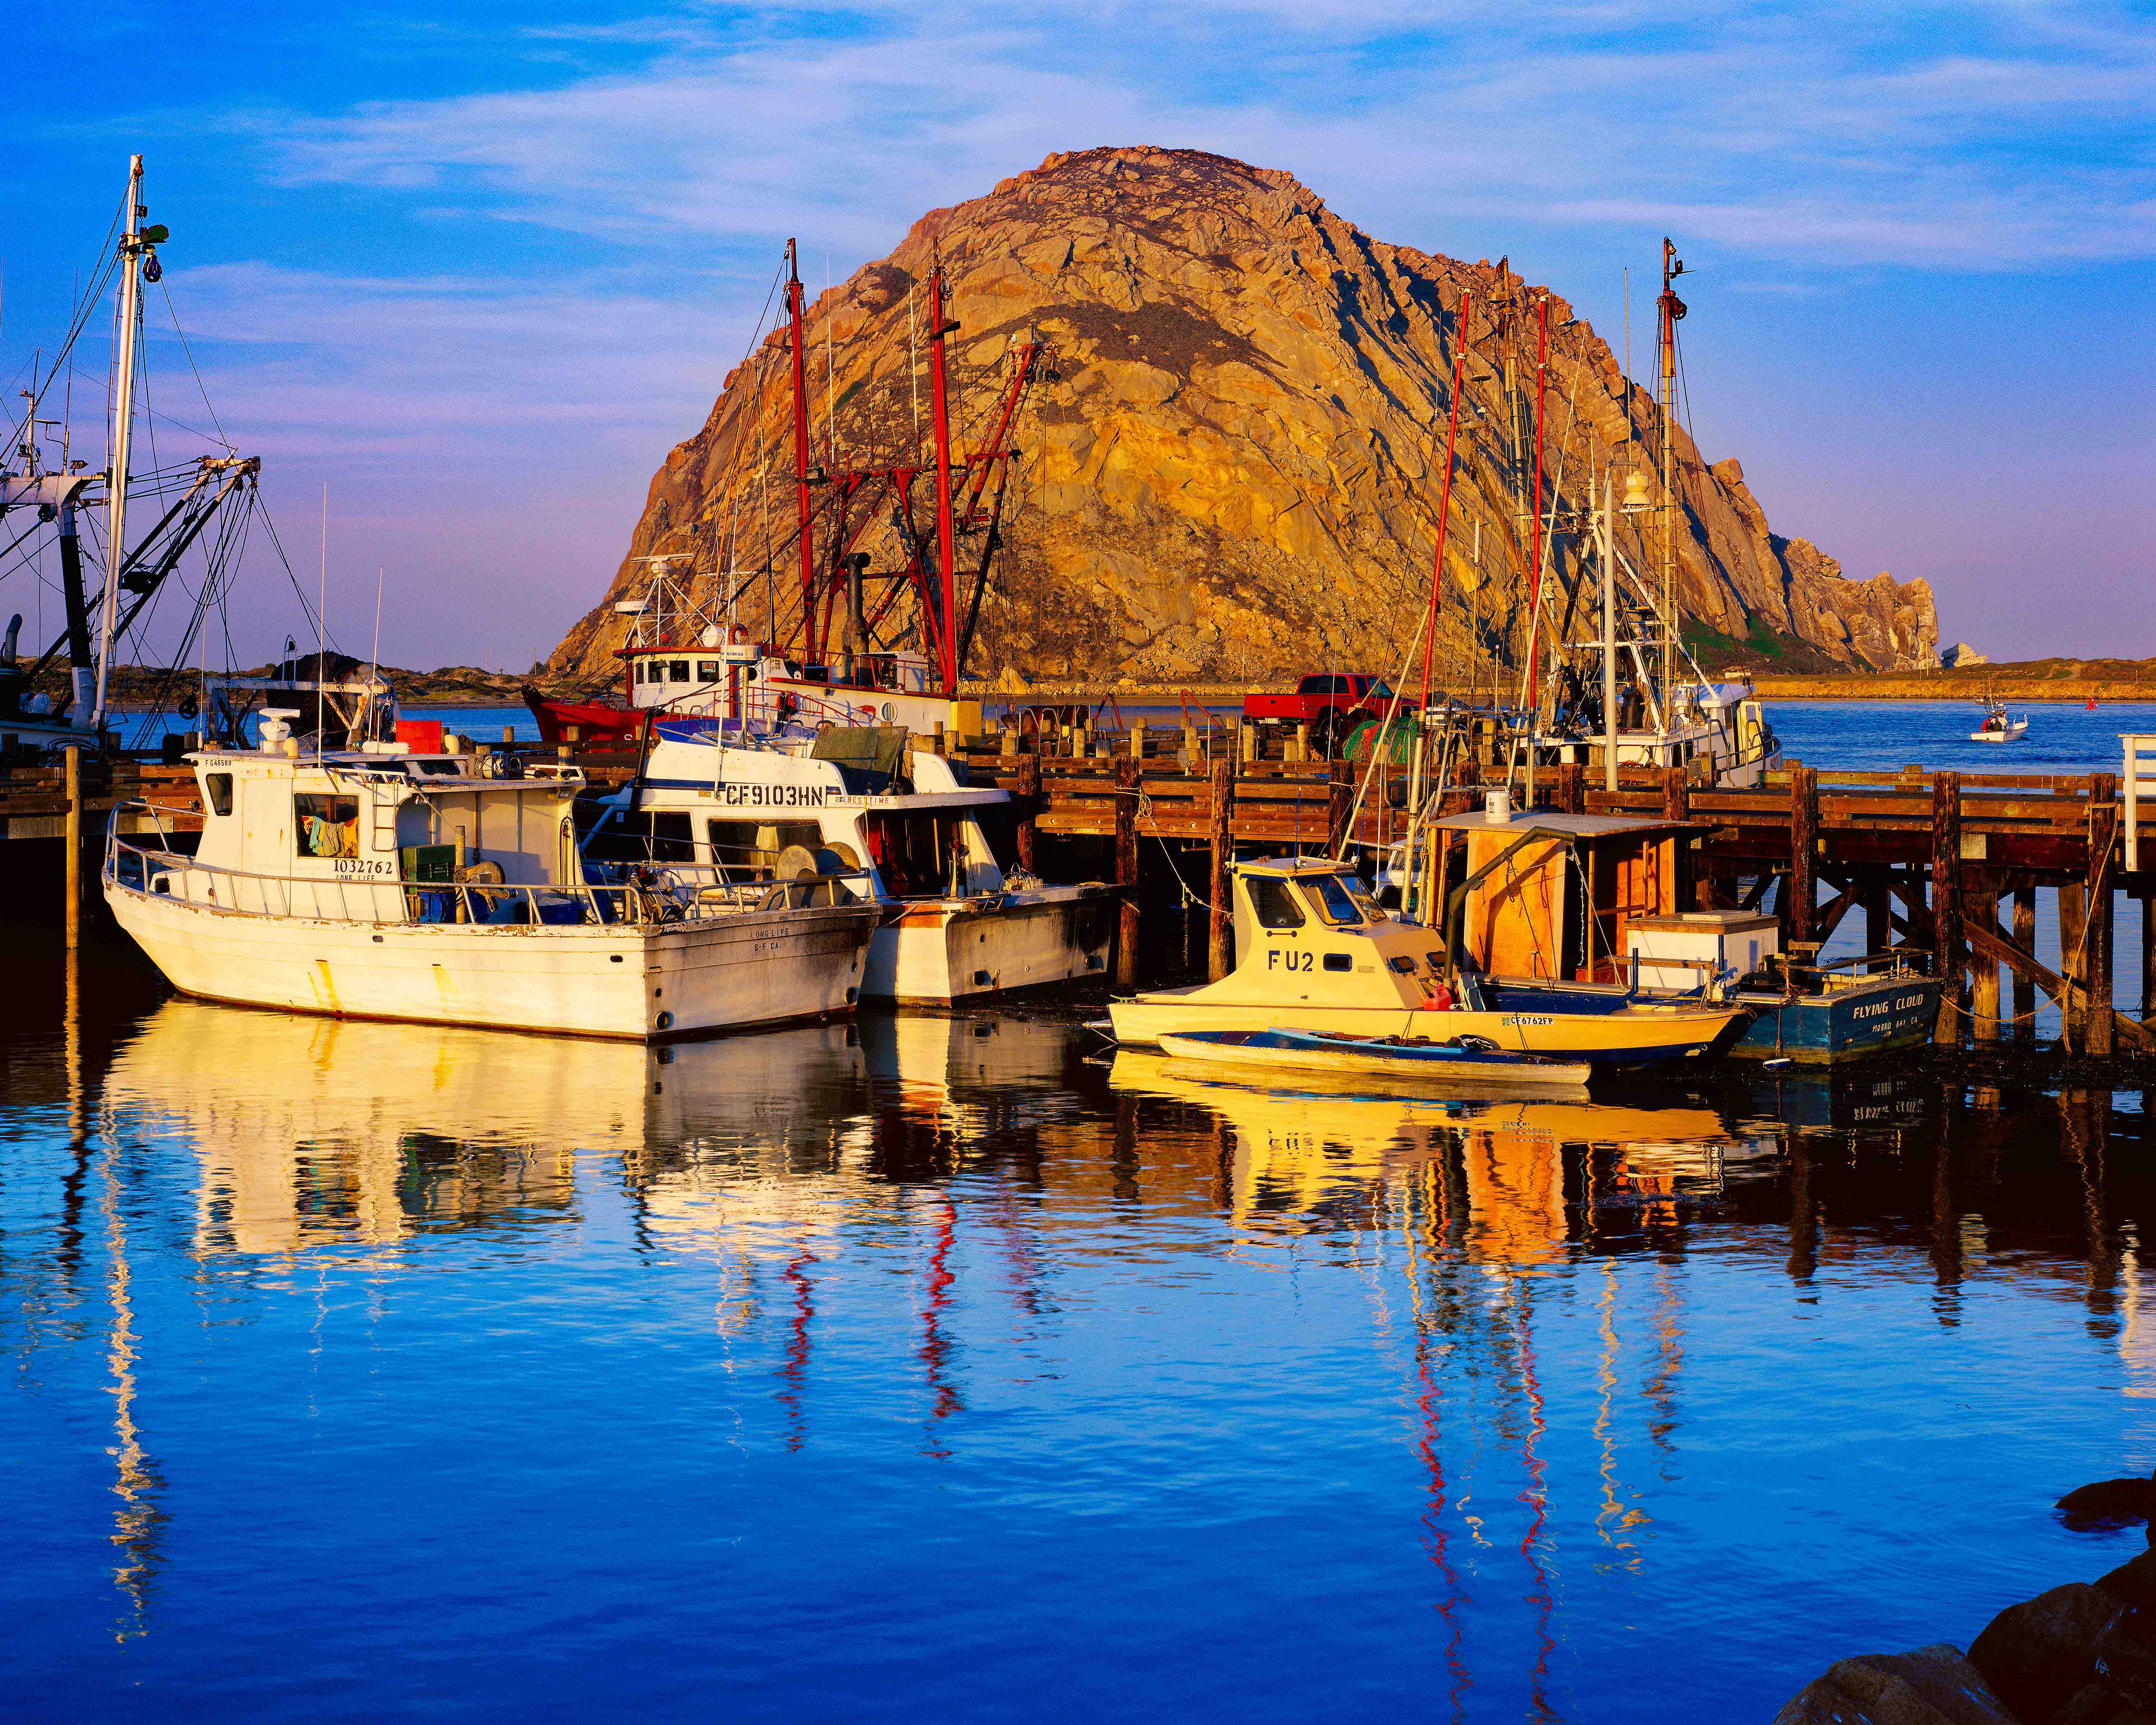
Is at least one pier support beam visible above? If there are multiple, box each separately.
[1970,887,2000,1044]
[1931,772,1964,1047]
[2060,883,2087,1050]
[1014,753,1039,874]
[2139,884,2156,1028]
[1208,756,1234,981]
[1865,865,1891,955]
[2089,777,2118,1058]
[1115,756,1140,989]
[64,745,83,949]
[2014,887,2037,1043]
[1789,765,1818,945]
[1327,757,1355,855]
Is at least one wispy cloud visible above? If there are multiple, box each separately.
[238,0,2156,269]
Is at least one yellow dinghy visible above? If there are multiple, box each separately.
[1108,857,1743,1070]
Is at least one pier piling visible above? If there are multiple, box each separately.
[1789,765,1819,944]
[1931,773,1964,1047]
[63,745,83,949]
[2013,888,2037,1043]
[1114,756,1140,989]
[1207,756,1234,980]
[1971,887,2001,1044]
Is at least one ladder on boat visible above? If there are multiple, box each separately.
[2123,736,2156,873]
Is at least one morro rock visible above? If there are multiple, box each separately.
[551,146,1938,687]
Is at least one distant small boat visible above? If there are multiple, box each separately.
[1971,696,2027,743]
[1157,1027,1591,1089]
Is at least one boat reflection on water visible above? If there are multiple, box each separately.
[65,993,2156,1716]
[103,1004,649,1253]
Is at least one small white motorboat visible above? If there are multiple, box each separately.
[1158,1027,1591,1090]
[1971,698,2028,743]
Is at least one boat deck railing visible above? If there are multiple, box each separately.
[103,814,871,931]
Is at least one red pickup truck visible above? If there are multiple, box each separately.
[1244,673,1397,738]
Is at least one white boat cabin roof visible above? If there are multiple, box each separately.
[1431,811,1697,838]
[639,733,1005,811]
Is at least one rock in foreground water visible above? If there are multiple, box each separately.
[2057,1479,2156,1533]
[1967,1583,2126,1720]
[1771,1645,2019,1724]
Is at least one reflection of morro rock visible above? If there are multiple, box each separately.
[554,146,1936,686]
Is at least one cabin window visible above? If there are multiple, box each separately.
[861,811,970,897]
[1308,875,1365,926]
[294,794,360,859]
[1343,877,1387,921]
[1247,877,1305,929]
[582,809,695,864]
[706,818,822,881]
[696,661,721,682]
[1322,952,1353,972]
[669,661,690,683]
[204,772,234,817]
[1388,955,1418,975]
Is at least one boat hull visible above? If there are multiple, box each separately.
[867,886,1115,1002]
[1110,994,1741,1067]
[524,688,641,746]
[1729,975,1943,1063]
[1158,1030,1591,1088]
[107,884,879,1040]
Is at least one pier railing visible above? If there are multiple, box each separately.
[103,821,871,931]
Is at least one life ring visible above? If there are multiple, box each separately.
[729,624,751,646]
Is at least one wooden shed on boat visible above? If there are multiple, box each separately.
[1434,810,1699,985]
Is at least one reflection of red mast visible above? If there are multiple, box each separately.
[1512,1288,1557,1722]
[787,240,816,663]
[778,1243,816,1453]
[1410,1164,1470,1721]
[919,1195,961,1453]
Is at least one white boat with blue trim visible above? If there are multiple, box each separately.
[585,720,1117,1002]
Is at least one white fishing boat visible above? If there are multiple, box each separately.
[1971,697,2027,743]
[103,725,883,1039]
[589,721,1116,1001]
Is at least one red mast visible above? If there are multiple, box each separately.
[926,260,960,695]
[1416,288,1474,714]
[1517,291,1552,719]
[787,240,815,662]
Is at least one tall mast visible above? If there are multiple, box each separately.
[1515,291,1551,805]
[926,259,959,695]
[94,155,145,731]
[787,240,814,663]
[1657,237,1685,704]
[1415,288,1473,716]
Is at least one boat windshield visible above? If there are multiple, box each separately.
[1341,877,1387,921]
[1247,877,1305,929]
[1307,874,1365,926]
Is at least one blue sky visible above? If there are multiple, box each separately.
[1,1,2150,670]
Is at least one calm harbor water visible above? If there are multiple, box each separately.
[6,698,2150,1721]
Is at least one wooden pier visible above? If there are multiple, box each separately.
[10,727,2152,1062]
[951,731,2155,1058]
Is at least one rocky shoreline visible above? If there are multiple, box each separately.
[1776,1473,2156,1722]
[1752,661,2156,703]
